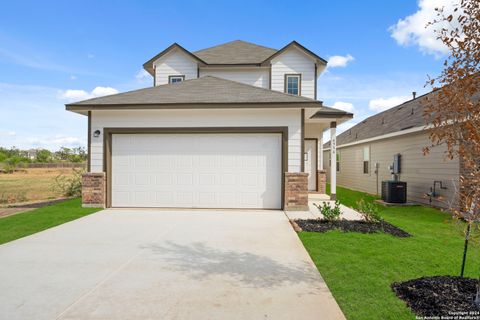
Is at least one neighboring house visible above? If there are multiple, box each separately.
[66,40,352,210]
[26,149,38,160]
[323,91,459,209]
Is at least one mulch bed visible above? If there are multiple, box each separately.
[392,276,480,318]
[295,219,411,237]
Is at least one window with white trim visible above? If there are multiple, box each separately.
[168,75,185,84]
[285,74,300,95]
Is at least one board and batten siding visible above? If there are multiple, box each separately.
[199,68,269,88]
[323,131,459,208]
[153,49,198,86]
[271,48,316,99]
[90,108,302,173]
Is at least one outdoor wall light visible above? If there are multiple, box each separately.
[93,130,101,138]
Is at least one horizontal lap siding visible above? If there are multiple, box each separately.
[199,68,269,88]
[154,50,198,86]
[323,131,459,208]
[271,49,315,99]
[90,108,302,173]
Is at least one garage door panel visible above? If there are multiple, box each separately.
[111,133,282,209]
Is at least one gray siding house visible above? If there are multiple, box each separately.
[323,92,459,209]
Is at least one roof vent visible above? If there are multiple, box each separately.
[411,107,414,115]
[412,91,417,99]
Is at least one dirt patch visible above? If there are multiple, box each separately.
[0,168,76,204]
[0,198,70,218]
[392,276,480,317]
[295,219,411,237]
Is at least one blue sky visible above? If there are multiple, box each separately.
[0,0,452,150]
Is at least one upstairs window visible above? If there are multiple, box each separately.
[168,75,185,84]
[363,146,370,174]
[285,74,301,95]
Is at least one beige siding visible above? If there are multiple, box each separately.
[271,48,316,99]
[91,108,302,173]
[199,68,269,88]
[153,49,198,86]
[323,131,459,208]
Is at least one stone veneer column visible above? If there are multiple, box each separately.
[317,170,327,194]
[82,172,106,208]
[284,172,309,211]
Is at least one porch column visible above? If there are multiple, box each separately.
[330,121,337,200]
[318,136,323,170]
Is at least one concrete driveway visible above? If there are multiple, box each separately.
[0,209,345,320]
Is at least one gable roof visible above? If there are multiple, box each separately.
[143,40,327,75]
[324,92,431,148]
[142,43,207,75]
[261,41,327,66]
[66,76,325,111]
[193,40,277,65]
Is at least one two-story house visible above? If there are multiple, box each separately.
[66,40,352,210]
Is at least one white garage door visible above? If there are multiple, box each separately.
[111,133,282,209]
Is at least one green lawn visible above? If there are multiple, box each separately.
[300,185,478,320]
[0,198,101,245]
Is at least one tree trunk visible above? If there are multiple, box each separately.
[461,223,471,277]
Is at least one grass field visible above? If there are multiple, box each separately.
[0,198,101,245]
[0,168,77,204]
[300,185,477,320]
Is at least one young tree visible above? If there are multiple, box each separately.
[424,0,480,281]
[35,149,52,163]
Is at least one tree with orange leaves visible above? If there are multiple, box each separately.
[424,0,480,285]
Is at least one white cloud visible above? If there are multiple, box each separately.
[87,53,95,59]
[323,121,359,142]
[327,54,355,68]
[135,69,151,80]
[28,135,82,149]
[59,86,119,101]
[369,96,411,112]
[70,75,77,80]
[0,130,16,136]
[91,86,118,96]
[389,0,460,56]
[0,82,87,150]
[331,101,355,113]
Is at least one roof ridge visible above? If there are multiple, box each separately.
[193,40,277,54]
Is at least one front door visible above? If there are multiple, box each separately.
[304,139,317,191]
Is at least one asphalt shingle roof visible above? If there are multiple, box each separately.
[66,76,324,108]
[324,92,431,147]
[193,40,277,65]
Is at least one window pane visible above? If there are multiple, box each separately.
[363,146,370,161]
[170,76,184,84]
[363,161,369,174]
[286,76,299,95]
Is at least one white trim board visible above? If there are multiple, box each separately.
[324,125,428,150]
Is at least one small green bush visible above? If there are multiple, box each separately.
[356,199,382,222]
[314,201,342,221]
[53,168,84,197]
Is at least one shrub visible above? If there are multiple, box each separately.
[53,168,83,197]
[356,199,382,222]
[314,201,342,221]
[2,156,27,173]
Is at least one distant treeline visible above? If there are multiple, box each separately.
[0,146,87,167]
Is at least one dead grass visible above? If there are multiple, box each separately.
[0,168,76,204]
